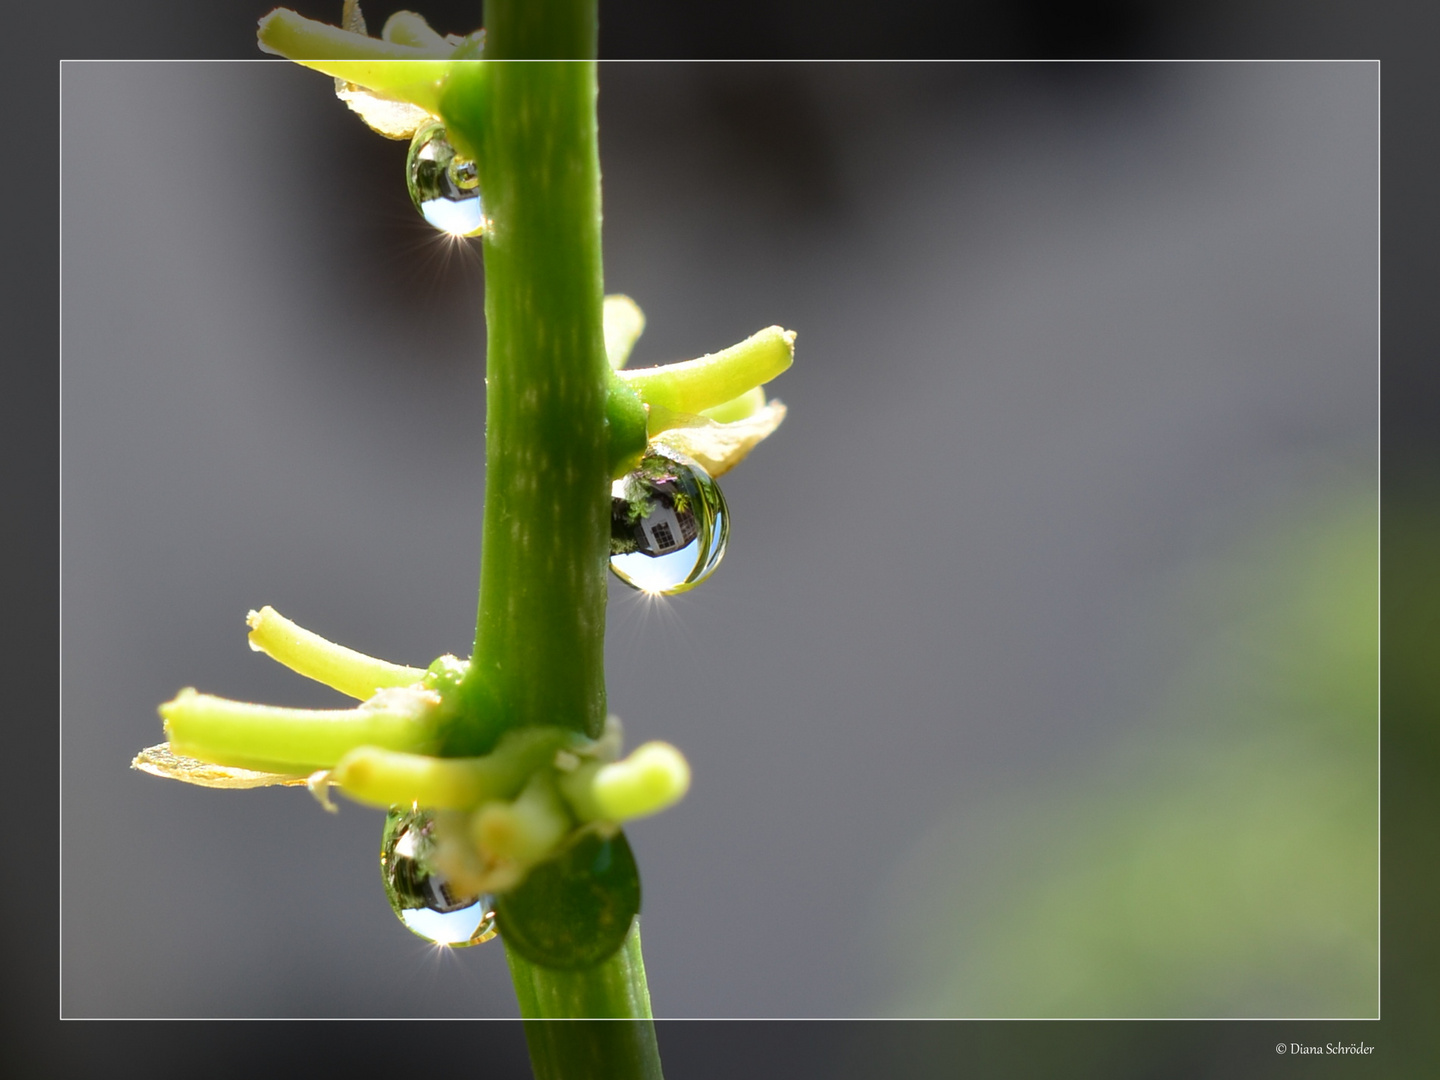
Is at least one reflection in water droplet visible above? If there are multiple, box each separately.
[405,121,484,236]
[381,806,496,947]
[448,157,479,190]
[610,446,728,595]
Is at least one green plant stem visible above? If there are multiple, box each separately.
[506,921,656,1020]
[519,1020,665,1080]
[448,1,665,1067]
[483,0,597,59]
[451,48,608,746]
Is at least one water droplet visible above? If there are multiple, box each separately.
[494,829,641,970]
[381,806,496,947]
[405,121,484,237]
[610,446,729,594]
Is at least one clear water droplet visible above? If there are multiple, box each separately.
[406,121,484,236]
[381,806,496,947]
[610,446,728,595]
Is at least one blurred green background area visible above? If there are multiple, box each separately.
[882,486,1379,1018]
[1377,484,1440,1067]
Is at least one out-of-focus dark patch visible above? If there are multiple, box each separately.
[691,65,843,223]
[599,0,1181,59]
[283,75,485,378]
[1019,0,1160,57]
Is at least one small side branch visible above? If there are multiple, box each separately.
[617,325,794,416]
[247,605,426,700]
[161,687,444,772]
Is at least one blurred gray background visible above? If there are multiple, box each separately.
[61,60,1376,1018]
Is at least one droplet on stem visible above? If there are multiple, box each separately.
[381,806,496,946]
[405,121,484,236]
[610,447,729,595]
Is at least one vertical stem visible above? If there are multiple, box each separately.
[454,22,608,744]
[484,0,597,59]
[450,2,665,1069]
[506,921,655,1019]
[506,927,663,1078]
[521,1021,664,1080]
